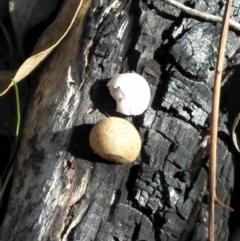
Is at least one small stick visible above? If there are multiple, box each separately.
[209,0,233,241]
[162,0,235,240]
[162,0,240,32]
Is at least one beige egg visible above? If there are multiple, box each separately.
[89,117,141,163]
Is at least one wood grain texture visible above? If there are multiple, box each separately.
[0,0,238,240]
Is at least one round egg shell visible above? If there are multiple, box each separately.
[107,73,151,115]
[89,117,141,163]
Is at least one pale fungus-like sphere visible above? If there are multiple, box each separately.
[107,73,151,115]
[89,117,141,163]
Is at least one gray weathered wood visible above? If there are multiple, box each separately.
[0,0,238,240]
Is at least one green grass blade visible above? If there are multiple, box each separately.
[0,79,21,200]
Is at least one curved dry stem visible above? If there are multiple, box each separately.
[209,0,233,240]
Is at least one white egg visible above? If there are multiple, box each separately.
[107,73,151,115]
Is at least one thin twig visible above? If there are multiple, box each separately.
[209,0,233,241]
[162,0,240,32]
[162,0,236,240]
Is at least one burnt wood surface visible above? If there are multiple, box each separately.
[0,0,239,240]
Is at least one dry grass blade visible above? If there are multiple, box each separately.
[0,0,84,96]
[209,0,233,241]
[232,114,240,152]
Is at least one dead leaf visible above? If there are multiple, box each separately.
[0,0,84,96]
[0,70,17,93]
[9,0,61,58]
[232,113,240,152]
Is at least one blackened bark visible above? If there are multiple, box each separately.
[0,0,239,240]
